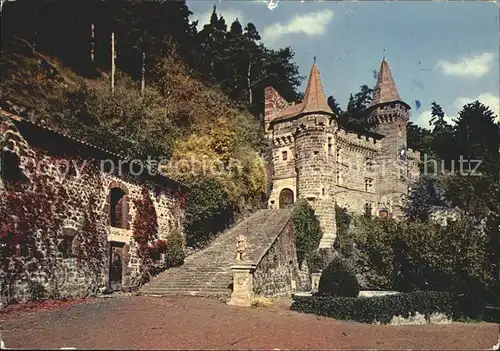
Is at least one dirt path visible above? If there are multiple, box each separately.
[1,296,498,350]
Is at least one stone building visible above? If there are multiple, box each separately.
[265,58,420,248]
[0,110,186,304]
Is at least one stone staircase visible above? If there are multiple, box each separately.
[140,209,293,298]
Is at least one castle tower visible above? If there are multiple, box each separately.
[367,58,411,216]
[293,63,337,248]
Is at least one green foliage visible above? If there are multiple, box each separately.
[328,85,374,133]
[318,256,360,297]
[184,178,234,248]
[291,199,323,267]
[291,291,454,324]
[164,231,186,268]
[333,205,354,258]
[350,215,494,298]
[308,248,335,273]
[27,280,47,302]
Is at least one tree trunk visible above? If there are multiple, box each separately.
[140,51,146,93]
[111,32,115,94]
[247,55,252,105]
[90,23,95,64]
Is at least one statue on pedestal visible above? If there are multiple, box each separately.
[236,235,247,261]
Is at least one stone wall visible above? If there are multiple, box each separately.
[0,118,185,305]
[253,220,310,296]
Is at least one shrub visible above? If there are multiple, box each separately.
[27,280,47,302]
[164,231,186,268]
[291,291,454,324]
[184,178,234,248]
[318,256,359,297]
[308,248,334,273]
[292,199,323,267]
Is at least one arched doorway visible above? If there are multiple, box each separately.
[279,188,294,209]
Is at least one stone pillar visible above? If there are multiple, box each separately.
[311,271,322,293]
[227,264,257,307]
[294,115,337,248]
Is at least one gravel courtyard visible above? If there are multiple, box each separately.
[1,295,498,350]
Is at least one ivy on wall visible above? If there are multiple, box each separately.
[132,186,166,286]
[292,199,323,268]
[0,143,107,304]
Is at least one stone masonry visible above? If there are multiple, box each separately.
[141,209,310,298]
[0,111,185,305]
[265,59,420,247]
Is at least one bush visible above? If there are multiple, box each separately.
[292,199,323,267]
[318,256,359,297]
[184,178,234,248]
[27,280,47,302]
[291,291,454,324]
[308,248,334,273]
[164,231,186,268]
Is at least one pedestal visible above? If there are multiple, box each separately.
[227,263,257,307]
[311,271,322,293]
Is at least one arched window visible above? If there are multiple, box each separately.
[107,185,130,229]
[279,188,294,209]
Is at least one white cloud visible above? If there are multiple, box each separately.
[262,9,334,43]
[454,92,500,122]
[413,109,454,128]
[190,9,244,31]
[413,92,500,128]
[437,52,495,78]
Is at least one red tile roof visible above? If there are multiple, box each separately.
[370,58,408,108]
[274,63,333,121]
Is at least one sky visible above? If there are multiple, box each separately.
[187,0,499,128]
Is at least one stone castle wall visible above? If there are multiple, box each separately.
[253,220,310,296]
[0,119,185,305]
[266,106,420,239]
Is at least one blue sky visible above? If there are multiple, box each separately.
[187,0,499,128]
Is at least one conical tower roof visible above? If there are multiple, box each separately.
[300,63,332,115]
[275,62,333,120]
[370,58,409,109]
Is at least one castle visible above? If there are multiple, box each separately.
[264,58,420,248]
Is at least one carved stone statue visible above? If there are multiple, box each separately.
[236,235,247,261]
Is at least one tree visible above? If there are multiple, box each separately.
[330,85,373,133]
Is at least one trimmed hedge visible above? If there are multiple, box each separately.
[291,291,453,324]
[318,256,359,297]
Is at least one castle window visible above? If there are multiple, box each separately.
[59,228,77,259]
[106,184,130,230]
[364,203,372,217]
[0,150,29,189]
[328,143,332,155]
[364,178,373,192]
[282,151,288,161]
[322,188,325,196]
[337,171,342,186]
[337,148,342,163]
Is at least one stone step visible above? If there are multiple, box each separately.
[144,282,231,288]
[141,291,230,298]
[139,209,294,297]
[141,288,231,295]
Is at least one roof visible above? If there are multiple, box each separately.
[369,58,410,109]
[272,63,333,122]
[0,109,187,189]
